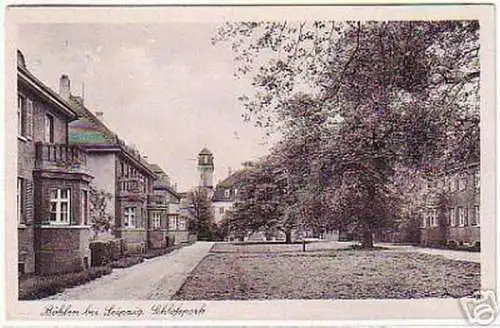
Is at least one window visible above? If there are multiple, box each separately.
[151,213,161,229]
[81,190,88,225]
[448,208,454,226]
[474,171,480,191]
[17,178,24,224]
[422,217,426,228]
[459,175,467,191]
[458,207,465,226]
[49,189,71,224]
[169,217,177,230]
[473,205,480,226]
[432,209,438,227]
[454,177,459,192]
[123,207,136,228]
[17,95,25,136]
[17,95,33,138]
[178,218,186,230]
[44,114,54,143]
[234,188,239,198]
[219,207,225,214]
[224,189,230,198]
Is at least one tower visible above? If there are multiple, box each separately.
[198,147,214,189]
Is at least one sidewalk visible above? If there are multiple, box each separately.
[44,241,215,300]
[376,243,481,263]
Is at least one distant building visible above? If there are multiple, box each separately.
[212,172,241,224]
[146,164,172,248]
[17,50,93,274]
[420,163,480,247]
[198,147,214,190]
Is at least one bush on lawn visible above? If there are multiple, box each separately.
[18,266,112,300]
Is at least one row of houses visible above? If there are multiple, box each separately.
[17,50,189,275]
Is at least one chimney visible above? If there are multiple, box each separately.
[17,50,26,68]
[228,166,232,177]
[59,75,71,100]
[95,111,104,121]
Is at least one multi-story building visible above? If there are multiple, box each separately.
[147,164,187,246]
[62,74,157,253]
[167,188,188,245]
[420,162,480,247]
[212,172,239,224]
[17,50,93,274]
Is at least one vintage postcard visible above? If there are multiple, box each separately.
[3,3,497,326]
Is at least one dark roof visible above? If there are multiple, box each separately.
[67,96,155,177]
[199,147,212,155]
[148,163,164,174]
[212,168,249,202]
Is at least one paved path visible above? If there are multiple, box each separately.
[43,242,214,300]
[375,243,480,263]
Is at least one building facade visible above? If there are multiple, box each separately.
[147,164,188,246]
[64,74,157,253]
[17,50,93,275]
[420,163,480,247]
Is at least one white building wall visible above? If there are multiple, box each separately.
[85,153,116,223]
[213,201,233,224]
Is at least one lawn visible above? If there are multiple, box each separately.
[173,244,480,300]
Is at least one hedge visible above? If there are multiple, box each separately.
[18,266,112,300]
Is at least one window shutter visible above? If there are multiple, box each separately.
[23,179,33,224]
[26,99,34,139]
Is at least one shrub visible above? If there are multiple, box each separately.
[143,248,170,259]
[110,256,144,268]
[90,240,113,266]
[447,240,458,249]
[439,239,448,247]
[18,266,112,300]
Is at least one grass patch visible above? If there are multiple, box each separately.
[18,266,112,300]
[173,249,480,301]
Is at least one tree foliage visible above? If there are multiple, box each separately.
[214,20,479,247]
[187,187,218,241]
[89,185,114,238]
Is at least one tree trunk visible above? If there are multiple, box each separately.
[285,229,292,244]
[361,227,374,248]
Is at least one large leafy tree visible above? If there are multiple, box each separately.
[214,20,479,247]
[230,162,286,240]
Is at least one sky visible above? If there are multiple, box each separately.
[17,23,279,191]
